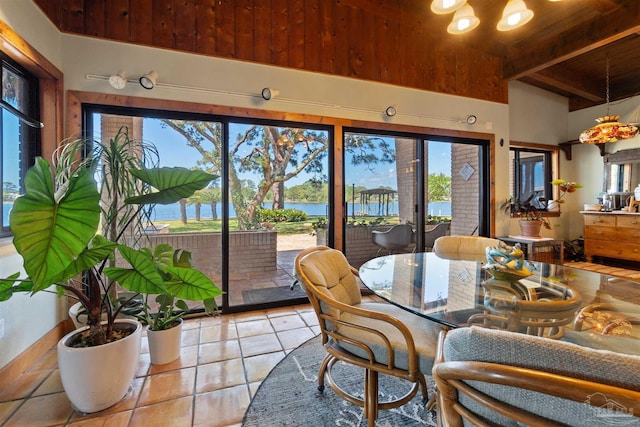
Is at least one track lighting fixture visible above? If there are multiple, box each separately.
[139,71,158,90]
[261,88,279,100]
[108,72,127,89]
[385,105,397,117]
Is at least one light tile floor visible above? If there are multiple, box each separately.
[0,303,331,427]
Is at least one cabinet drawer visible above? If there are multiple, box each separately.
[616,215,640,228]
[615,227,640,242]
[583,215,616,226]
[585,240,640,261]
[584,226,610,239]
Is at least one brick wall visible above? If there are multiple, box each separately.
[317,226,416,268]
[145,230,277,276]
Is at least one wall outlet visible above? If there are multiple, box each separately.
[0,318,4,340]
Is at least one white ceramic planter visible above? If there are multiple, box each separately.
[68,294,141,329]
[57,319,142,413]
[147,318,183,365]
[68,302,107,329]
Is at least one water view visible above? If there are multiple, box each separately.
[149,201,452,221]
[3,201,451,226]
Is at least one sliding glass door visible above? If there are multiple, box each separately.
[343,129,489,268]
[85,107,332,312]
[225,122,330,307]
[343,132,418,268]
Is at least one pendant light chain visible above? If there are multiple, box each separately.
[605,55,610,116]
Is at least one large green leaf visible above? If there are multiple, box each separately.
[54,236,118,283]
[125,167,217,205]
[0,273,31,301]
[164,267,223,301]
[10,158,100,290]
[104,246,167,295]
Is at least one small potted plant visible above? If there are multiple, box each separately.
[503,179,581,237]
[122,244,222,365]
[502,194,551,237]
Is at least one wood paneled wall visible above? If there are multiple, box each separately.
[34,0,507,104]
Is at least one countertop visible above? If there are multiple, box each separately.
[580,210,640,215]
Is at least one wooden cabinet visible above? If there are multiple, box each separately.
[583,212,640,262]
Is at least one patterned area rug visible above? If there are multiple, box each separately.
[242,335,437,427]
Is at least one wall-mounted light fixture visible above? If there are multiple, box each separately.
[261,88,279,100]
[139,71,158,90]
[385,105,397,117]
[466,114,478,125]
[108,72,127,89]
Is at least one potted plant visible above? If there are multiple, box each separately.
[503,179,582,237]
[502,194,551,237]
[0,127,222,412]
[122,244,222,365]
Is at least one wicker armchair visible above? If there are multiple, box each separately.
[432,327,640,427]
[295,246,443,427]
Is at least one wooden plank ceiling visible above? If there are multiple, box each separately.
[33,0,640,111]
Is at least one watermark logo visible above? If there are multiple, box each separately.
[585,393,637,426]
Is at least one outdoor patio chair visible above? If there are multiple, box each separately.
[371,223,414,256]
[424,222,450,251]
[432,327,640,427]
[294,246,444,427]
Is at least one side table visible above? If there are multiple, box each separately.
[497,236,564,265]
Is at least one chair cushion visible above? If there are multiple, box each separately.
[338,302,443,374]
[298,248,361,306]
[433,236,500,261]
[443,327,640,426]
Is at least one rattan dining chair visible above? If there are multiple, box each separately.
[432,235,500,261]
[294,246,443,427]
[432,327,640,427]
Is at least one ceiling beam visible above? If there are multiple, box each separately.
[527,69,604,102]
[585,0,625,14]
[503,1,640,80]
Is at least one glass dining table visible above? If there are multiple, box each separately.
[359,252,640,355]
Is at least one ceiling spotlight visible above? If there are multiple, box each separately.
[108,72,127,89]
[261,88,279,100]
[139,71,158,90]
[466,114,478,125]
[385,105,397,117]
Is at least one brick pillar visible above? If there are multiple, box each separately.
[451,145,480,235]
[395,138,417,225]
[100,115,143,144]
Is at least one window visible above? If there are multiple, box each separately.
[0,54,41,236]
[509,142,559,211]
